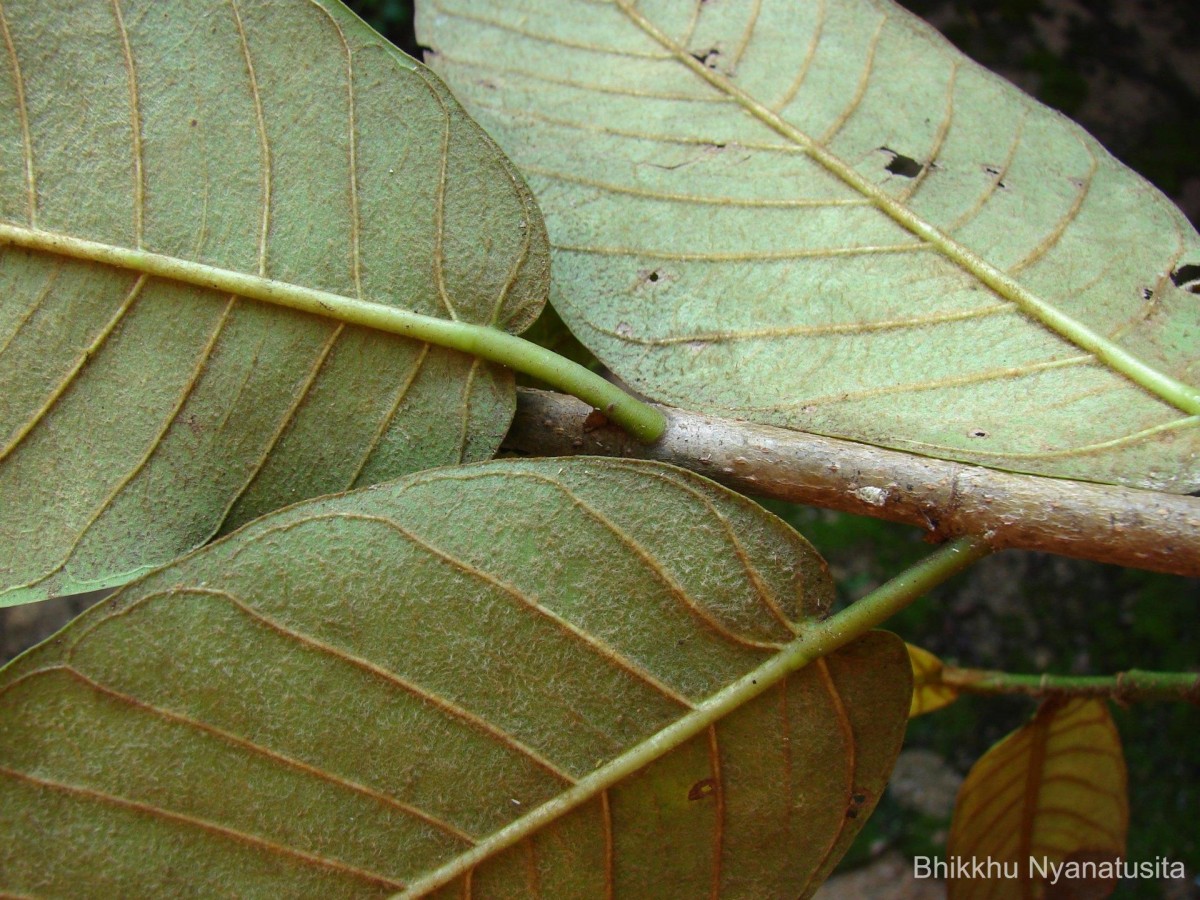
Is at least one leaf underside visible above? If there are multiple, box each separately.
[419,0,1200,492]
[906,642,957,718]
[0,458,910,897]
[0,0,549,605]
[947,698,1128,899]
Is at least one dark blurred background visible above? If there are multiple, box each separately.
[2,2,1196,897]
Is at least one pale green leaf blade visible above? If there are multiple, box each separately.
[0,0,549,605]
[417,0,1200,491]
[0,458,910,897]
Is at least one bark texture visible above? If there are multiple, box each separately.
[505,389,1200,578]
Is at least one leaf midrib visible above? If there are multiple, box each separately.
[396,534,989,897]
[0,222,666,444]
[611,0,1200,417]
[394,622,822,897]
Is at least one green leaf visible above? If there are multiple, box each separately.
[417,0,1200,492]
[0,0,549,605]
[0,458,910,897]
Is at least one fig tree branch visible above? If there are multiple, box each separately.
[940,667,1200,705]
[504,389,1200,578]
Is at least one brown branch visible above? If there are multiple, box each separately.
[504,389,1200,578]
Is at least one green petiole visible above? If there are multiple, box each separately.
[0,222,668,443]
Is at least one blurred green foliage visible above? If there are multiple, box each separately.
[345,0,418,55]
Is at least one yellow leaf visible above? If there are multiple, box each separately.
[947,698,1128,899]
[907,643,958,718]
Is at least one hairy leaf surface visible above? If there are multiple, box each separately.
[0,0,548,605]
[0,458,910,897]
[418,0,1200,491]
